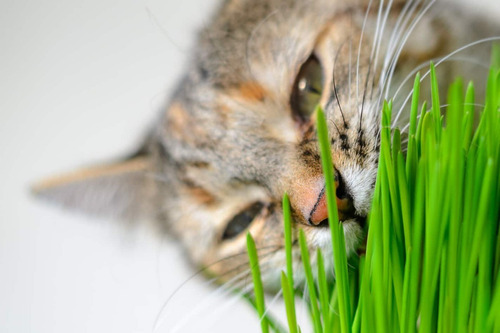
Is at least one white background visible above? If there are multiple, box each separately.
[1,0,499,332]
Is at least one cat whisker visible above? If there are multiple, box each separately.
[153,247,282,332]
[394,36,500,126]
[379,0,429,114]
[211,245,286,282]
[357,0,375,111]
[380,0,407,67]
[214,276,287,329]
[153,270,248,332]
[162,271,258,333]
[365,0,391,112]
[332,39,349,127]
[145,5,186,54]
[370,0,413,110]
[376,0,423,107]
[398,102,485,134]
[359,51,375,131]
[244,9,280,85]
[370,0,387,62]
[197,289,257,332]
[222,249,286,291]
[381,0,435,101]
[381,0,420,68]
[378,0,422,94]
[156,245,282,308]
[399,121,417,134]
[391,55,490,118]
[361,0,409,128]
[296,276,309,310]
[261,288,283,320]
[384,0,419,65]
[328,117,342,135]
[349,33,353,116]
[370,0,395,84]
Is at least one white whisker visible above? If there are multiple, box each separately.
[399,102,485,133]
[382,1,436,102]
[261,288,283,320]
[153,270,246,332]
[392,56,490,129]
[378,0,419,96]
[369,0,395,106]
[357,0,375,111]
[394,36,500,127]
[370,0,386,61]
[392,55,489,106]
[349,36,353,113]
[245,9,280,84]
[384,0,417,62]
[170,283,253,333]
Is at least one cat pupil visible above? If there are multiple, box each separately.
[291,55,324,120]
[222,202,265,240]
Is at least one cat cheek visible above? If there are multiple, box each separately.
[202,210,278,282]
[232,81,268,102]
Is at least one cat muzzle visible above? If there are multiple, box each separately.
[308,175,355,226]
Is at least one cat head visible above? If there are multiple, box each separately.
[34,0,477,289]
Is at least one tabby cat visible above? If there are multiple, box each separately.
[35,0,498,290]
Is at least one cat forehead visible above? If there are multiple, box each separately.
[195,0,347,88]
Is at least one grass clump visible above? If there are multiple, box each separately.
[246,54,500,332]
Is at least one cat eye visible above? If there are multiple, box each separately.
[291,55,324,120]
[222,202,265,240]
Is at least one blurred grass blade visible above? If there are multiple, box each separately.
[282,194,296,302]
[298,230,322,333]
[281,271,298,333]
[247,233,269,333]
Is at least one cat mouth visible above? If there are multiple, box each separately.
[304,216,366,256]
[316,215,366,228]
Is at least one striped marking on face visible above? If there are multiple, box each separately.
[234,81,267,102]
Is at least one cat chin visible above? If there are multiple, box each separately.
[305,219,364,258]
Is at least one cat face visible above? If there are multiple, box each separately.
[35,0,496,290]
[156,0,407,287]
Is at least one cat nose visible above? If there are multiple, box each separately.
[309,172,355,225]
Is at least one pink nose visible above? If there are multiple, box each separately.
[308,178,355,225]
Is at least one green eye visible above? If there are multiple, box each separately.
[291,55,324,120]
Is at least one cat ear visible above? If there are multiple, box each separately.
[32,156,155,220]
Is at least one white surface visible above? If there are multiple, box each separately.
[0,1,259,332]
[0,1,499,332]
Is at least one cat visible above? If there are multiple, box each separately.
[34,0,498,291]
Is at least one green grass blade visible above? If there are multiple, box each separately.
[462,82,475,151]
[316,248,331,331]
[316,106,352,333]
[281,271,298,333]
[298,230,322,333]
[246,56,500,333]
[430,62,442,140]
[282,194,295,297]
[244,296,287,333]
[247,233,269,333]
[409,72,421,137]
